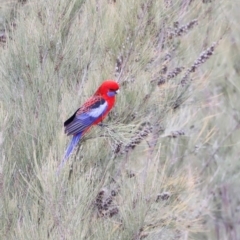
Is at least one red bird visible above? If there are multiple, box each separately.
[58,80,120,170]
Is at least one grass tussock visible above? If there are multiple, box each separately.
[0,0,240,239]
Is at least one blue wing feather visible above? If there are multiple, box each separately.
[64,99,108,136]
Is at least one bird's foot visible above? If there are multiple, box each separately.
[98,123,108,128]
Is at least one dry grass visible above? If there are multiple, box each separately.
[0,0,240,239]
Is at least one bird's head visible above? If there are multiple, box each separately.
[95,80,120,98]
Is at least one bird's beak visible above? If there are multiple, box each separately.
[115,89,120,94]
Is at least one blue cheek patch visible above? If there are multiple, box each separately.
[107,91,116,97]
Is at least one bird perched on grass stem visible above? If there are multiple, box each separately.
[57,80,120,172]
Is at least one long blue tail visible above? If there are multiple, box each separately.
[57,133,82,174]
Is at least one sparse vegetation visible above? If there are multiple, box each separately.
[0,0,240,239]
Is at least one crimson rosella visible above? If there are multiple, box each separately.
[58,80,120,171]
